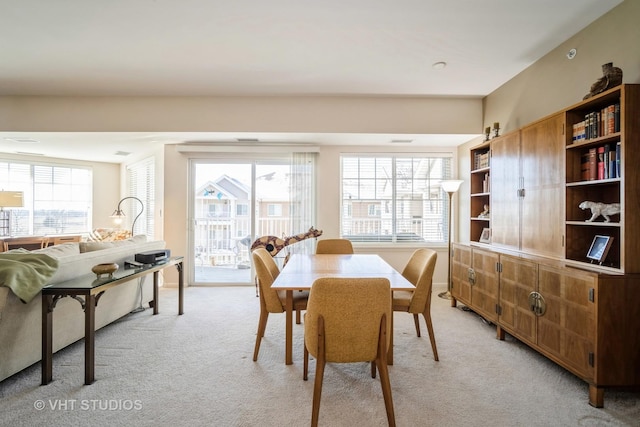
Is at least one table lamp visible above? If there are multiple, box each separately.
[110,196,144,235]
[0,190,24,237]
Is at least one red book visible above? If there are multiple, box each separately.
[588,148,597,180]
[597,146,605,180]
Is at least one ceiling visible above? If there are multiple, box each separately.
[0,0,623,163]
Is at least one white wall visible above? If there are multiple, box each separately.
[456,0,640,243]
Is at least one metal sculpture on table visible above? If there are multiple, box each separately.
[251,226,323,257]
[251,226,323,297]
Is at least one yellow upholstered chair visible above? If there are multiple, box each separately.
[392,248,439,361]
[303,277,395,427]
[315,238,354,254]
[252,248,308,361]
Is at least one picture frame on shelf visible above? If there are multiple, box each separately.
[479,228,491,243]
[586,235,613,264]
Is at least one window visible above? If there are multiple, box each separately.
[0,160,92,236]
[267,204,282,217]
[341,155,453,243]
[236,203,248,216]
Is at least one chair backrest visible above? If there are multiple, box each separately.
[252,248,284,313]
[401,248,437,313]
[315,239,354,254]
[305,277,390,363]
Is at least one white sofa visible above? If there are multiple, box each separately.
[0,235,166,383]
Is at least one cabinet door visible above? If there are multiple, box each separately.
[537,265,595,380]
[520,113,565,258]
[498,255,538,346]
[490,131,521,250]
[451,243,472,305]
[470,247,500,322]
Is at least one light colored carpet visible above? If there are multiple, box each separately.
[0,285,638,427]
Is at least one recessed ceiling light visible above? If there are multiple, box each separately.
[4,137,40,144]
[14,151,44,156]
[390,139,413,144]
[432,61,447,70]
[566,48,577,60]
[237,138,259,142]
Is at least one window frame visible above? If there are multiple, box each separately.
[340,153,455,246]
[0,159,93,236]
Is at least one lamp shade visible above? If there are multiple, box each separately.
[441,180,464,193]
[0,191,24,208]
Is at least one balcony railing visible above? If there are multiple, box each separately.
[193,216,291,267]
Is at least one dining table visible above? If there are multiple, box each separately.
[271,253,415,365]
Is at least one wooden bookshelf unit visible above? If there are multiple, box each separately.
[454,84,640,408]
[469,142,491,243]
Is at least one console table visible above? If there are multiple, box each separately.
[41,256,184,385]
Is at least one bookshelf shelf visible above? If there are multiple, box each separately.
[564,84,640,273]
[469,142,491,243]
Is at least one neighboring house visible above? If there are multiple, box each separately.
[194,173,291,267]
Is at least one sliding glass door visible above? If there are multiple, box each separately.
[190,160,295,285]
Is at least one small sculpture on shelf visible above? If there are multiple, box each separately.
[579,201,620,223]
[492,122,500,138]
[583,62,623,100]
[484,127,491,141]
[478,204,490,219]
[92,263,119,279]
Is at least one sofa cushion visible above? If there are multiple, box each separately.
[79,235,147,253]
[32,242,80,258]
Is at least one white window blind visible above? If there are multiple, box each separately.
[340,154,453,243]
[0,160,92,235]
[126,157,155,240]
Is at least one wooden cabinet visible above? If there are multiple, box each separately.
[520,113,565,258]
[451,243,472,305]
[535,265,595,380]
[477,114,565,257]
[496,254,538,346]
[488,131,520,249]
[452,244,640,407]
[451,243,499,324]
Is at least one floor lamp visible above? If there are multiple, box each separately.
[438,180,464,300]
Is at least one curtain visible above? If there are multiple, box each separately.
[288,152,317,255]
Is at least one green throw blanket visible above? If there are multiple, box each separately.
[0,249,59,303]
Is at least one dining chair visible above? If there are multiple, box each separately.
[303,277,395,427]
[315,238,354,254]
[252,248,308,361]
[392,248,439,361]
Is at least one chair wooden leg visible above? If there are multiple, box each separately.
[371,361,376,378]
[422,310,439,361]
[252,310,269,361]
[377,314,396,427]
[311,316,326,427]
[412,313,421,337]
[296,309,301,324]
[304,344,309,381]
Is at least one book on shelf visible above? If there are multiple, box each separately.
[474,151,490,170]
[588,147,597,180]
[582,143,619,181]
[577,103,620,141]
[616,141,621,178]
[581,153,590,181]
